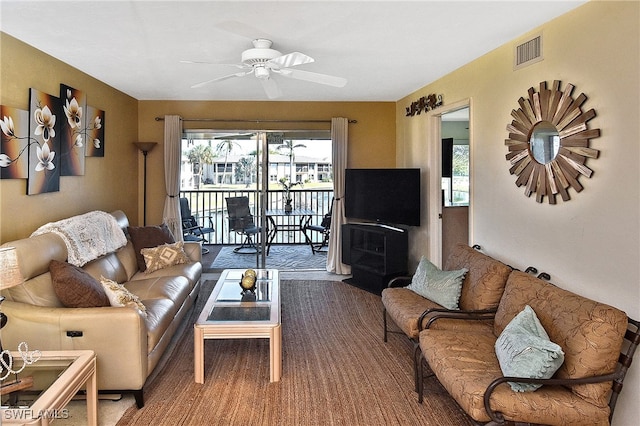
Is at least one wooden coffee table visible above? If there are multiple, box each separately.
[194,269,281,383]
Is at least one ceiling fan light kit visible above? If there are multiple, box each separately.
[241,39,282,64]
[254,66,269,79]
[187,38,347,99]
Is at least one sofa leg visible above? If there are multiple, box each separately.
[383,308,388,342]
[133,389,144,408]
[417,351,424,403]
[413,342,421,393]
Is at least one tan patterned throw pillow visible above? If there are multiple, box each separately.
[141,241,189,274]
[99,276,147,317]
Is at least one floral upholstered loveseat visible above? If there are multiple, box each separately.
[0,210,202,408]
[417,270,638,425]
[382,244,513,386]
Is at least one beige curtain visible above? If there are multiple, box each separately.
[326,117,351,275]
[163,115,183,241]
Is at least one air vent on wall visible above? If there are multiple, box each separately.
[514,33,543,70]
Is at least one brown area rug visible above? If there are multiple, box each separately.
[116,280,472,425]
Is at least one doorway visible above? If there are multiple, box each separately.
[426,100,471,267]
[440,107,470,263]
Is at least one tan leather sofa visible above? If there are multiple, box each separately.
[0,211,202,408]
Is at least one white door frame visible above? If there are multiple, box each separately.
[426,98,472,267]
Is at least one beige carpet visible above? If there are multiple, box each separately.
[115,279,472,425]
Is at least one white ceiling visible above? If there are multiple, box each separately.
[0,1,585,102]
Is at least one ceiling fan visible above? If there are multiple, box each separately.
[185,39,347,99]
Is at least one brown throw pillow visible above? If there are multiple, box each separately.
[128,224,175,271]
[50,260,110,308]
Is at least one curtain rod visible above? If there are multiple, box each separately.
[154,117,357,124]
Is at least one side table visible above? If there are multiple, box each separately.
[1,350,97,425]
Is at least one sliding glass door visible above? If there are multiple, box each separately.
[181,129,332,270]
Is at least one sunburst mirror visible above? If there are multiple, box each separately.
[505,80,600,204]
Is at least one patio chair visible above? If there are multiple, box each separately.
[180,198,215,252]
[225,196,261,254]
[303,198,333,254]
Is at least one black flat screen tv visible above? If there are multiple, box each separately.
[344,168,421,227]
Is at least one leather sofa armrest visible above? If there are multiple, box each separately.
[183,241,203,263]
[1,300,149,389]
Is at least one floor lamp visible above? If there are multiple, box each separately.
[134,142,157,226]
[0,247,24,370]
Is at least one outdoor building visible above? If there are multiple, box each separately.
[181,152,332,189]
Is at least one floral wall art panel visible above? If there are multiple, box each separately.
[0,106,29,179]
[59,84,86,175]
[85,105,104,157]
[28,88,60,195]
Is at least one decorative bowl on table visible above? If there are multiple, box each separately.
[239,269,257,292]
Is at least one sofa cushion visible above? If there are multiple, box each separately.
[82,251,130,284]
[445,244,512,311]
[49,260,110,308]
[128,224,175,271]
[100,276,147,317]
[495,305,564,392]
[125,276,191,303]
[494,271,627,408]
[419,328,611,424]
[125,276,191,353]
[407,256,466,309]
[141,241,189,274]
[382,287,493,339]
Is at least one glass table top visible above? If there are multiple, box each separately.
[198,269,279,325]
[1,352,79,408]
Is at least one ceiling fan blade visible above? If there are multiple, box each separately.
[268,52,314,69]
[190,71,249,89]
[260,78,282,99]
[277,69,347,88]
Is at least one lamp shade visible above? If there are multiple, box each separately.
[133,142,158,153]
[0,247,23,290]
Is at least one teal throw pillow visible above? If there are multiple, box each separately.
[406,256,467,310]
[495,305,565,392]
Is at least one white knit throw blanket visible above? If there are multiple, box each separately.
[31,211,127,267]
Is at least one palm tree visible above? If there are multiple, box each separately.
[186,144,214,189]
[215,139,240,185]
[236,156,256,187]
[276,139,306,183]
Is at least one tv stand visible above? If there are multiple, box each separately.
[341,223,408,295]
[348,222,406,233]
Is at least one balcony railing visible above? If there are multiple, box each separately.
[179,189,334,246]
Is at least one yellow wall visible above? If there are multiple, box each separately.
[397,2,639,423]
[136,101,395,225]
[0,34,139,242]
